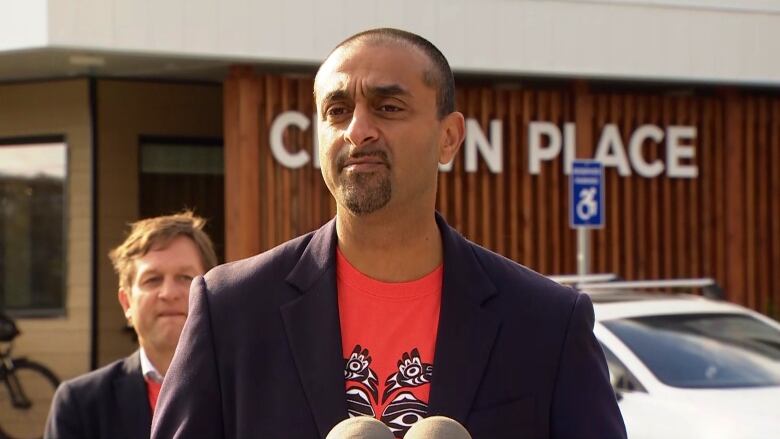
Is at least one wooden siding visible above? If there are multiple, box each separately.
[224,69,780,318]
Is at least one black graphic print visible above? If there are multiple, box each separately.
[344,345,380,400]
[343,345,433,437]
[381,392,428,436]
[344,345,379,417]
[382,348,433,403]
[346,387,375,418]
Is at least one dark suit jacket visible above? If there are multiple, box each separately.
[45,351,151,439]
[152,214,626,439]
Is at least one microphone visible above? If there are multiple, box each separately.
[326,416,395,439]
[404,416,472,439]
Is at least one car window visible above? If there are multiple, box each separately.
[602,313,780,389]
[600,344,646,393]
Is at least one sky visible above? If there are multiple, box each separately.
[0,143,66,179]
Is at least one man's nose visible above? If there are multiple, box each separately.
[158,277,184,300]
[344,105,379,147]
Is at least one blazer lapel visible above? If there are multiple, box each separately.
[281,218,348,438]
[113,351,152,439]
[427,213,501,424]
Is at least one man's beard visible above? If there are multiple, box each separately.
[336,149,392,215]
[340,171,391,215]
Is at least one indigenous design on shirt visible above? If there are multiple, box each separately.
[345,345,379,416]
[382,348,433,403]
[344,345,434,437]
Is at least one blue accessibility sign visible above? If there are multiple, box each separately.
[570,160,605,229]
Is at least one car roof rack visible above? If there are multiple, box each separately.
[548,273,618,285]
[582,278,716,289]
[580,278,726,300]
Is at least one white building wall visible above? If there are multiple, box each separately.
[5,0,780,83]
[0,0,48,51]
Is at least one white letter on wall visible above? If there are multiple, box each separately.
[629,124,664,178]
[594,124,631,176]
[666,126,697,178]
[465,119,503,173]
[270,111,310,169]
[311,113,320,169]
[563,123,576,175]
[528,122,562,175]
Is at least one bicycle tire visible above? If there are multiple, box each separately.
[0,359,60,439]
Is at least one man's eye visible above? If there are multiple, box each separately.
[326,106,348,117]
[143,277,162,286]
[379,105,401,112]
[177,275,194,282]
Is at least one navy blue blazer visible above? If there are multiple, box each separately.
[152,214,626,439]
[45,351,151,439]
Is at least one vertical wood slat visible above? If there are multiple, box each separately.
[495,90,507,257]
[280,78,293,245]
[648,95,661,280]
[509,92,520,262]
[560,92,575,274]
[549,91,562,274]
[756,97,770,313]
[309,78,323,232]
[467,89,478,242]
[699,98,713,280]
[259,75,271,247]
[296,80,307,234]
[634,95,648,278]
[223,66,261,261]
[724,89,746,304]
[300,79,314,233]
[536,91,551,274]
[521,91,534,266]
[689,97,700,279]
[674,97,687,280]
[480,89,492,251]
[595,94,609,274]
[453,88,466,232]
[622,94,635,280]
[661,96,673,280]
[745,96,757,308]
[670,96,683,278]
[262,76,277,249]
[714,98,727,297]
[608,94,621,276]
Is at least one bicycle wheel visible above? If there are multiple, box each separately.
[0,359,59,439]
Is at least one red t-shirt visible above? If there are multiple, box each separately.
[336,248,442,438]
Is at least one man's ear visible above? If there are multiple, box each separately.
[118,289,132,322]
[439,111,465,165]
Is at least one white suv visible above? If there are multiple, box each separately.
[552,276,780,439]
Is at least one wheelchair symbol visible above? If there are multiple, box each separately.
[576,187,598,221]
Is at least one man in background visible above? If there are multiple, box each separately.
[45,211,217,439]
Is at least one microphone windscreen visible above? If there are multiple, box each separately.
[404,416,472,439]
[326,416,395,439]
